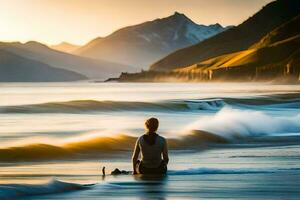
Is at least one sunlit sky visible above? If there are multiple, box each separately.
[0,0,273,45]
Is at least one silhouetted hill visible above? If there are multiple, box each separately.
[150,0,300,71]
[0,50,86,82]
[50,42,80,53]
[75,12,228,69]
[0,41,133,80]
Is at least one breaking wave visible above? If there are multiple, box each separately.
[1,107,300,162]
[1,106,300,163]
[0,179,92,200]
[1,92,300,114]
[1,93,300,163]
[0,131,227,162]
[0,99,226,113]
[187,107,300,140]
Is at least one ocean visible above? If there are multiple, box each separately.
[0,82,300,200]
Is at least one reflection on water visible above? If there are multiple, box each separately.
[134,175,168,200]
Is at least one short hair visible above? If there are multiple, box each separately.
[145,117,159,132]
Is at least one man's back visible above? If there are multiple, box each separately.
[132,117,169,174]
[138,134,166,168]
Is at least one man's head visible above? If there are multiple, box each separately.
[145,117,159,133]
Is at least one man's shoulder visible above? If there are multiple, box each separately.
[137,135,144,141]
[157,134,166,142]
[157,134,165,139]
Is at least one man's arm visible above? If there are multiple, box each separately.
[162,139,169,165]
[132,139,140,174]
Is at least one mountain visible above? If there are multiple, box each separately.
[50,42,80,53]
[75,12,228,69]
[115,14,300,82]
[0,49,86,82]
[0,41,133,80]
[150,0,300,71]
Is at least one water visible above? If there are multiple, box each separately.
[0,82,300,200]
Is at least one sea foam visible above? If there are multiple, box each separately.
[186,107,300,140]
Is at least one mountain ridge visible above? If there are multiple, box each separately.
[50,42,80,53]
[0,49,86,82]
[75,12,229,69]
[114,5,300,82]
[0,41,133,80]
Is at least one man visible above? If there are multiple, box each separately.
[132,118,169,175]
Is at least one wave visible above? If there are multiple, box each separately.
[187,107,300,140]
[1,92,300,114]
[1,107,300,162]
[0,179,92,200]
[2,166,298,199]
[185,99,225,111]
[0,131,228,162]
[0,99,226,114]
[1,131,299,163]
[0,135,135,162]
[1,104,300,162]
[226,92,300,105]
[168,167,300,175]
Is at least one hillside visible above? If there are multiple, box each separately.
[50,42,80,53]
[150,0,300,71]
[175,15,300,81]
[251,15,300,49]
[75,12,228,69]
[0,50,86,82]
[176,36,300,81]
[0,41,133,80]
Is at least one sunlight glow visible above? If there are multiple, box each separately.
[0,0,272,45]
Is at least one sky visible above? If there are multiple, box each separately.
[0,0,273,45]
